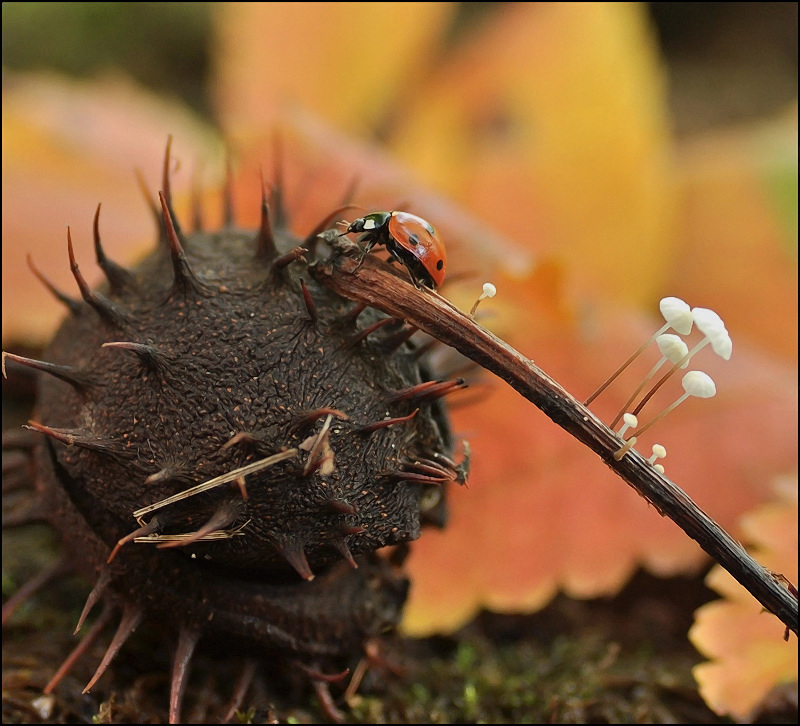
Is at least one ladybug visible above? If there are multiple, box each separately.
[343,211,447,289]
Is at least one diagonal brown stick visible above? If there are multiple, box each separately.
[311,242,798,636]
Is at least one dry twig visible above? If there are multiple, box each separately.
[311,239,798,637]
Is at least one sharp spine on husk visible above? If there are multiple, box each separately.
[93,203,134,293]
[68,228,128,325]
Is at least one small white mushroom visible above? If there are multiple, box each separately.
[658,335,692,367]
[584,296,692,406]
[681,370,717,398]
[647,444,667,466]
[614,372,716,460]
[659,297,695,335]
[469,282,497,317]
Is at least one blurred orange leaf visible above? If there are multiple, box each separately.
[1,72,222,346]
[213,2,456,140]
[689,479,798,719]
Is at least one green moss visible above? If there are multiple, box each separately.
[3,560,776,723]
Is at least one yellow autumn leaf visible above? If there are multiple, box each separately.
[690,478,798,720]
[212,2,456,140]
[388,2,674,308]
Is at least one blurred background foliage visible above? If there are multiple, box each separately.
[3,2,797,134]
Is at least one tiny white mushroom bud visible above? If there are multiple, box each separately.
[647,444,667,465]
[654,464,665,474]
[617,413,638,438]
[469,282,498,317]
[585,296,692,406]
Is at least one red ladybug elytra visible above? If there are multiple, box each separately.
[343,211,447,289]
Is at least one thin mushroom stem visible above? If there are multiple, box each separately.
[610,334,689,428]
[584,297,692,406]
[584,324,669,406]
[631,339,708,417]
[617,371,716,460]
[469,282,497,317]
[614,396,689,460]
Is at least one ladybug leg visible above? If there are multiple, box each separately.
[401,260,426,290]
[353,237,376,273]
[407,267,424,289]
[383,245,417,287]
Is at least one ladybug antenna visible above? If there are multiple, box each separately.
[337,218,358,238]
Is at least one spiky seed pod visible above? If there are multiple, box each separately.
[4,147,465,723]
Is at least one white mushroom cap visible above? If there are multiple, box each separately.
[710,329,732,360]
[656,334,690,367]
[692,307,726,339]
[647,443,667,465]
[660,297,693,335]
[681,371,716,398]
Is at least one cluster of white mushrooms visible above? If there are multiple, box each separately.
[583,296,732,465]
[466,286,732,473]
